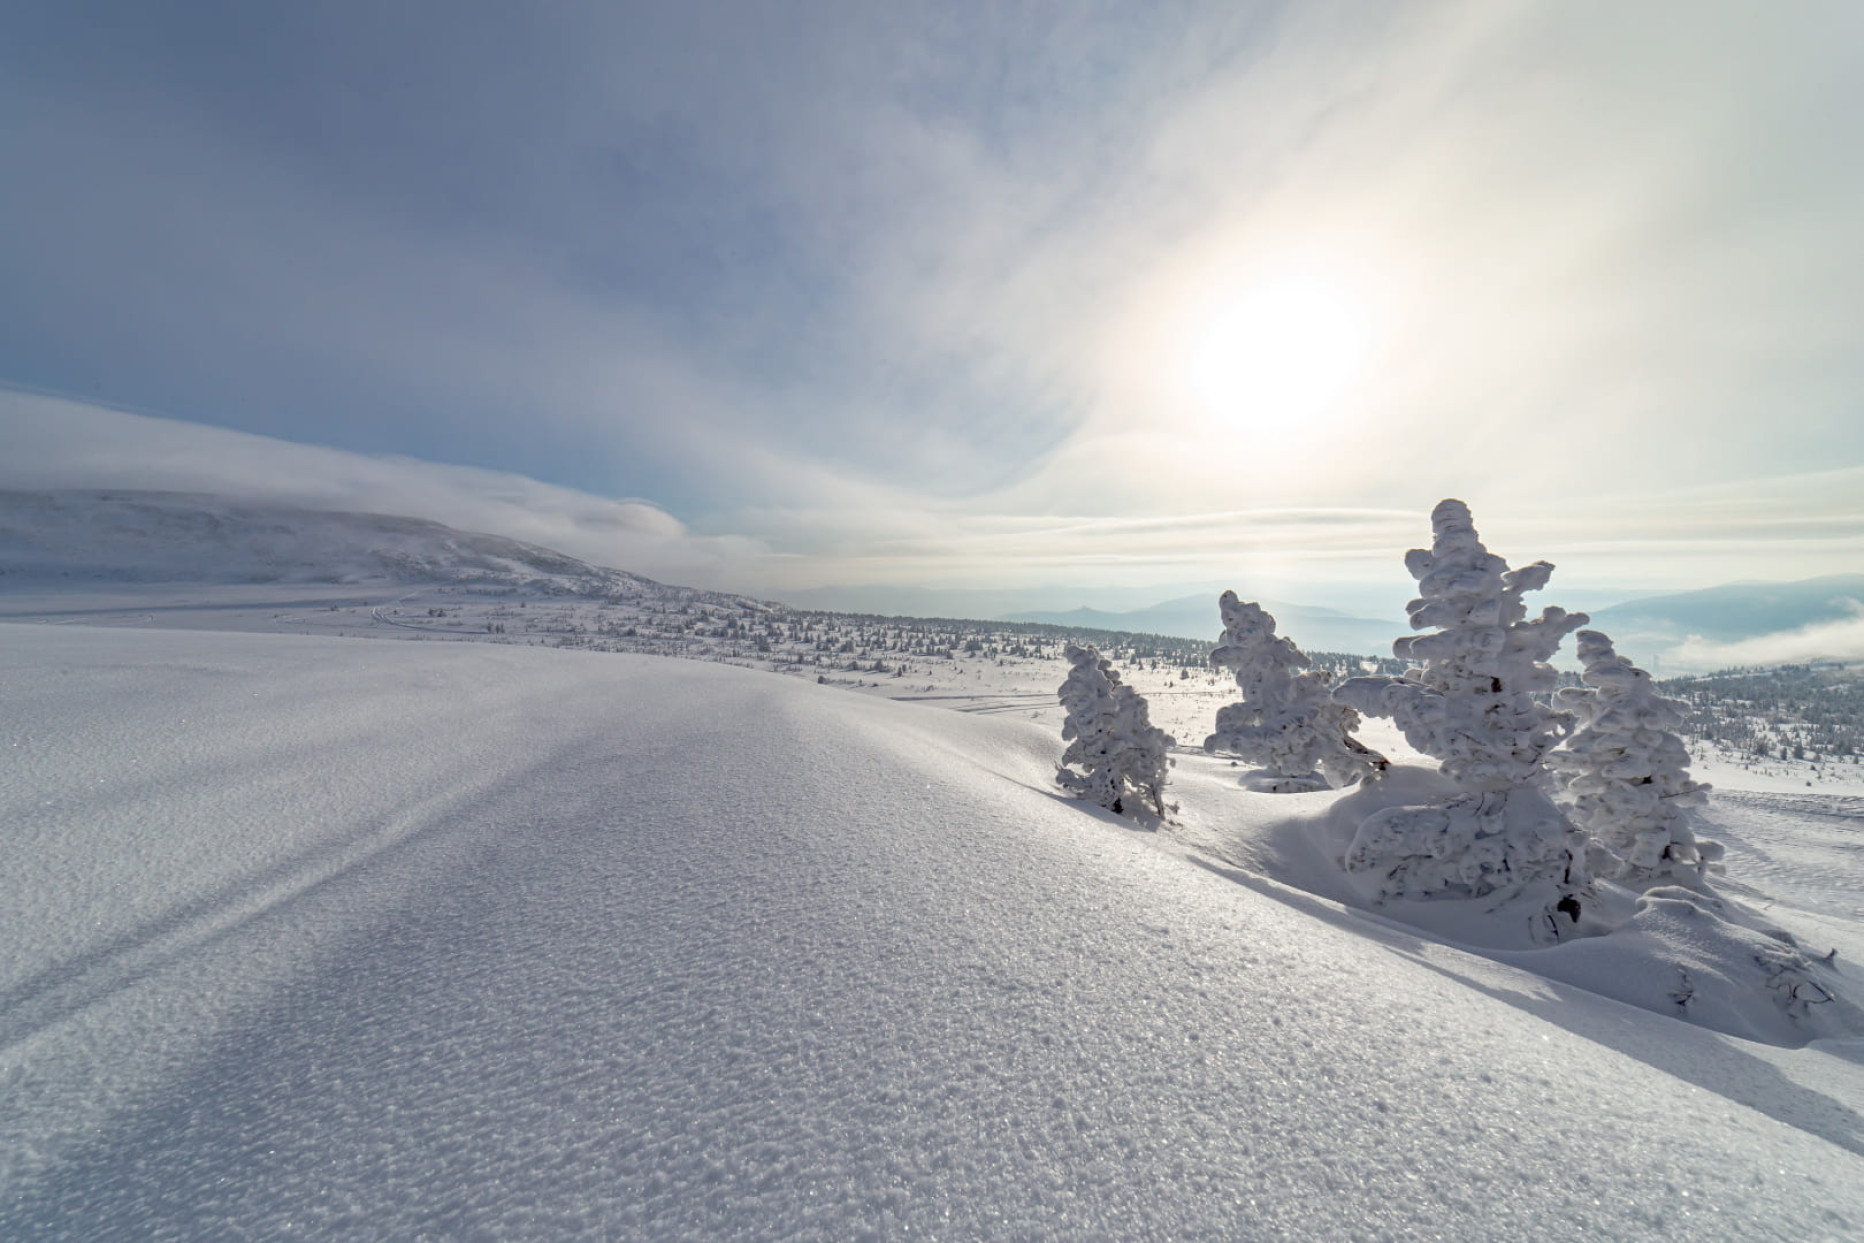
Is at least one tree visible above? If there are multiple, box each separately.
[1203,592,1385,791]
[1057,643,1174,817]
[1332,499,1591,937]
[1549,630,1723,886]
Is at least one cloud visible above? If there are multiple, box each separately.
[913,0,1864,523]
[1673,602,1864,671]
[0,390,769,589]
[14,2,1864,519]
[4,4,1864,607]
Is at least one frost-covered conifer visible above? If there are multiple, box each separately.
[1333,500,1590,933]
[1549,630,1723,886]
[1057,643,1174,817]
[1203,592,1384,792]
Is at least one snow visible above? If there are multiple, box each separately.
[1204,592,1382,792]
[1689,746,1864,798]
[1056,643,1173,816]
[1332,500,1590,923]
[5,623,1864,1238]
[1551,630,1722,885]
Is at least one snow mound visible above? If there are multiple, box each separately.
[1175,758,1864,1046]
[1520,886,1861,1046]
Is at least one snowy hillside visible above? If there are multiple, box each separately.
[4,624,1863,1239]
[0,489,749,603]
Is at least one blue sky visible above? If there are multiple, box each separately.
[4,1,1862,611]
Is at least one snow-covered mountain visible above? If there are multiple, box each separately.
[0,489,752,605]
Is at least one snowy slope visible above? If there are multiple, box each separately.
[4,624,1863,1239]
[0,489,752,604]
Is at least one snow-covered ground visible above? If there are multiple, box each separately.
[5,623,1864,1239]
[1689,746,1864,797]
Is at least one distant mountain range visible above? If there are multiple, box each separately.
[1582,575,1864,672]
[1003,595,1406,656]
[1585,576,1864,644]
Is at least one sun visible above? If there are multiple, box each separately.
[1183,277,1376,430]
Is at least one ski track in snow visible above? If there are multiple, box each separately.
[3,624,1864,1239]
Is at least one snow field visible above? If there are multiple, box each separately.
[13,577,1862,797]
[3,625,1864,1238]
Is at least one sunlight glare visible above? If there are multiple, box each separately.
[1183,277,1376,430]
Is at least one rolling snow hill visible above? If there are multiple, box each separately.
[0,489,755,606]
[4,624,1863,1239]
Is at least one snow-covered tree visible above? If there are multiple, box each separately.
[1203,592,1385,792]
[1550,630,1723,886]
[1057,643,1174,817]
[1332,499,1590,934]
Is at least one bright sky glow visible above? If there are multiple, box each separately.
[1181,275,1379,438]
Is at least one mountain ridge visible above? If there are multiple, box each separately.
[0,489,764,610]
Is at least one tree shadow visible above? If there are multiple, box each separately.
[1188,854,1864,1157]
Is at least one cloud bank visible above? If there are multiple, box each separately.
[0,391,767,590]
[1674,603,1864,671]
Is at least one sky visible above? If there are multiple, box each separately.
[3,1,1863,616]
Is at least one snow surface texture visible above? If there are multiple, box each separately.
[1203,591,1383,792]
[7,625,1864,1239]
[1552,629,1724,885]
[1056,643,1173,816]
[1334,500,1590,930]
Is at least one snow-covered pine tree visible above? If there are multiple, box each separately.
[1203,592,1385,792]
[1549,630,1724,886]
[1332,499,1591,936]
[1057,643,1174,817]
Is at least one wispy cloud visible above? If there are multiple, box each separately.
[2,3,1861,601]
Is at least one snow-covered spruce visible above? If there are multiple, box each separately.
[1333,499,1590,936]
[1550,630,1724,886]
[1057,643,1174,817]
[1203,591,1385,792]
